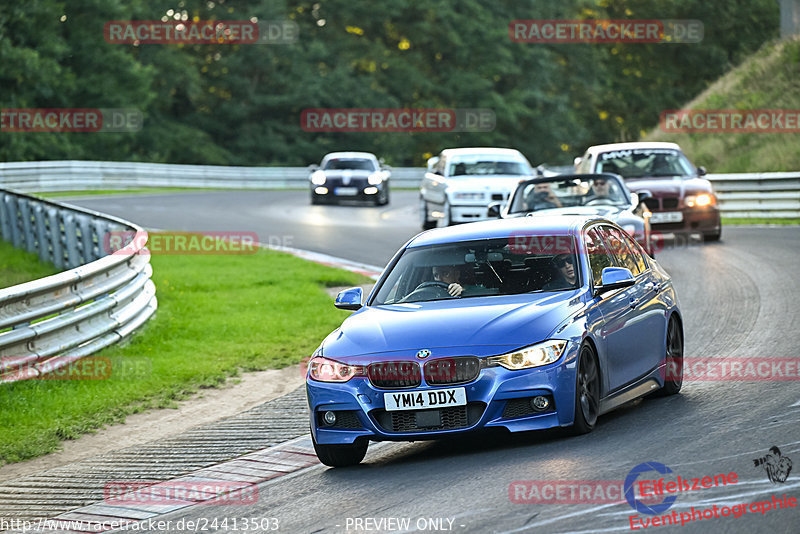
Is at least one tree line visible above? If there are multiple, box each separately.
[0,0,778,167]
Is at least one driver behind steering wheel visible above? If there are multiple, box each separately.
[582,177,619,204]
[432,265,465,297]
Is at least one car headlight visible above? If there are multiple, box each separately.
[308,356,365,382]
[367,173,384,185]
[452,192,485,201]
[486,340,568,370]
[311,171,327,185]
[685,193,715,207]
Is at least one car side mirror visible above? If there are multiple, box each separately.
[697,166,707,176]
[487,202,502,218]
[573,156,582,168]
[308,164,319,172]
[335,287,363,310]
[636,190,652,202]
[595,267,635,297]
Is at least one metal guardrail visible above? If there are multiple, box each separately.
[0,161,798,217]
[0,189,157,383]
[707,172,800,218]
[0,160,426,190]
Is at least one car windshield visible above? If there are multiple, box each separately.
[323,158,376,171]
[596,149,695,178]
[508,176,628,213]
[372,237,579,305]
[448,159,530,177]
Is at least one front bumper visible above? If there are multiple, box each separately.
[450,204,497,223]
[307,346,580,445]
[311,181,385,201]
[649,207,721,235]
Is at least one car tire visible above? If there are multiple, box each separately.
[437,200,452,228]
[703,229,721,242]
[311,432,368,467]
[652,316,683,397]
[420,198,436,230]
[376,184,390,206]
[568,343,600,435]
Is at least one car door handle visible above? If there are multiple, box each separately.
[650,282,661,294]
[629,297,640,309]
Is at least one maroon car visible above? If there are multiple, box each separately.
[575,142,721,241]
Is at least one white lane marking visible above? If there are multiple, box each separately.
[496,503,620,533]
[665,440,800,468]
[258,242,384,280]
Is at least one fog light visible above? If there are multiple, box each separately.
[364,187,378,195]
[323,411,337,425]
[531,396,549,411]
[315,186,328,194]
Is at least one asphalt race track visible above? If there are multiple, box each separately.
[67,190,800,534]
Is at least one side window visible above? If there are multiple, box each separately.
[599,226,640,276]
[584,227,615,287]
[620,230,648,273]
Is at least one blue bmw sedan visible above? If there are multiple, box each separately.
[306,216,684,466]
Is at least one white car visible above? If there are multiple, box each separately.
[419,147,536,229]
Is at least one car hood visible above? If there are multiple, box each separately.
[624,176,714,196]
[322,291,584,359]
[446,176,530,192]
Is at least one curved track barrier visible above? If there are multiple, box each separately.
[0,189,157,383]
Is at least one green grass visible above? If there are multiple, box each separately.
[647,37,800,172]
[0,240,59,289]
[0,249,369,464]
[722,217,800,225]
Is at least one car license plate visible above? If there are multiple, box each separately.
[383,387,466,411]
[334,187,358,196]
[650,211,683,224]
